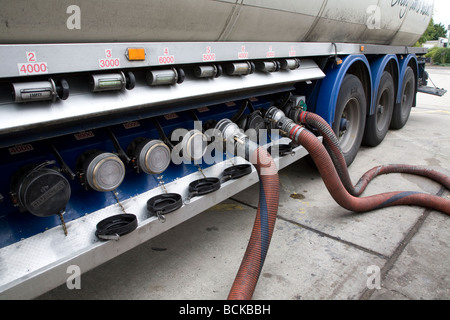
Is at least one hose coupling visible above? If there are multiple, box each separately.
[214,119,258,160]
[264,106,297,137]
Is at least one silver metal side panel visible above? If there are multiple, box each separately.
[0,42,426,79]
[0,59,324,141]
[0,136,321,299]
[0,0,432,46]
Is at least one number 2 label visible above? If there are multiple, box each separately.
[18,51,48,76]
[27,52,36,62]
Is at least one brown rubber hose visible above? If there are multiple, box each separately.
[295,110,450,196]
[228,146,279,300]
[289,125,450,214]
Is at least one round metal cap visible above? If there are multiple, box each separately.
[184,130,207,161]
[139,140,171,174]
[86,152,125,192]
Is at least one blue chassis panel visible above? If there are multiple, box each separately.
[0,99,272,249]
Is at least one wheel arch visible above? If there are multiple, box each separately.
[316,55,372,125]
[397,54,418,106]
[369,55,400,115]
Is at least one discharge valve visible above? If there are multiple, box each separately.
[12,78,69,103]
[90,71,135,92]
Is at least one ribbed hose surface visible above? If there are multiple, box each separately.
[290,125,450,214]
[297,111,450,196]
[228,146,280,300]
[227,114,449,300]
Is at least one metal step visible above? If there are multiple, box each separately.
[418,85,447,97]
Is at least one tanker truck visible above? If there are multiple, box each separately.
[0,0,446,299]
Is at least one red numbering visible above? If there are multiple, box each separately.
[158,55,175,64]
[27,52,36,62]
[99,58,120,68]
[74,131,95,140]
[9,144,34,155]
[203,46,216,61]
[202,53,216,61]
[19,63,48,75]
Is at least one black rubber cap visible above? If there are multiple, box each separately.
[268,143,293,157]
[176,68,185,84]
[223,164,252,180]
[147,193,182,215]
[95,214,138,240]
[125,71,136,90]
[189,177,220,196]
[19,168,71,217]
[56,79,70,100]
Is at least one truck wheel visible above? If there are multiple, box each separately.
[363,71,395,147]
[391,66,415,130]
[332,74,366,166]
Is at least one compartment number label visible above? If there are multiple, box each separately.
[17,52,48,76]
[99,49,121,68]
[202,46,216,62]
[158,47,175,65]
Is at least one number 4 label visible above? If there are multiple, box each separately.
[158,47,175,65]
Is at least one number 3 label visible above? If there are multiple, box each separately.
[99,49,120,68]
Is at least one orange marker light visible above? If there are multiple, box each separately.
[360,46,365,52]
[126,48,146,61]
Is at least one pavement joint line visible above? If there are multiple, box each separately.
[230,197,258,210]
[359,186,446,300]
[229,196,389,260]
[232,185,447,300]
[275,214,389,260]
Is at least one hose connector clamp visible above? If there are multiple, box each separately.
[214,119,259,160]
[264,106,297,137]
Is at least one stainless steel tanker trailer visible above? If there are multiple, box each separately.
[0,0,446,299]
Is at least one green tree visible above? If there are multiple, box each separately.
[434,23,448,39]
[416,18,448,46]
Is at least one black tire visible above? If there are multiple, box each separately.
[363,71,395,147]
[391,66,415,130]
[332,74,367,167]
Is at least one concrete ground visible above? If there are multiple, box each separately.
[38,66,450,301]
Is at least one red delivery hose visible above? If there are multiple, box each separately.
[228,146,279,300]
[293,109,450,196]
[288,124,450,215]
[214,119,280,300]
[224,109,450,300]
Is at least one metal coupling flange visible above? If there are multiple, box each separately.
[264,106,296,136]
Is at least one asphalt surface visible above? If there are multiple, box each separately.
[38,66,450,300]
